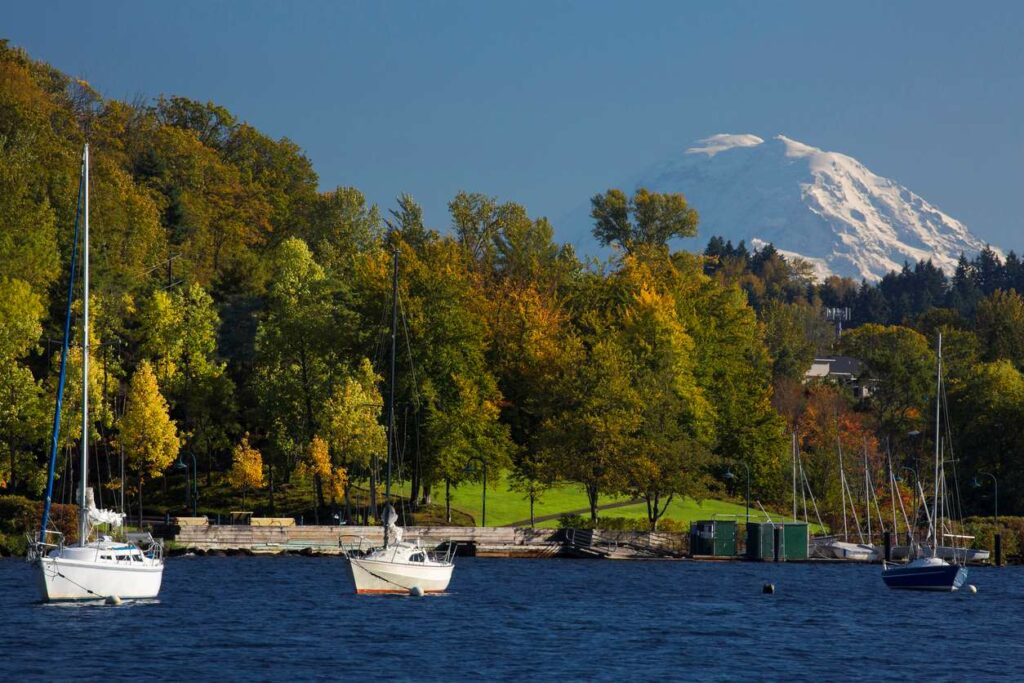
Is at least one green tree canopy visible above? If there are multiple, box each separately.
[591,187,699,252]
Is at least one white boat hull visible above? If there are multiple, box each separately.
[348,556,453,594]
[830,541,880,561]
[890,545,990,563]
[35,547,163,602]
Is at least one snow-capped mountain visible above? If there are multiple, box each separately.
[629,134,992,281]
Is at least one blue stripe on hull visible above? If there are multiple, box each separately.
[882,564,967,591]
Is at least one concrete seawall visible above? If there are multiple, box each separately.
[170,525,687,559]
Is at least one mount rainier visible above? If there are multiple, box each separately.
[626,134,992,281]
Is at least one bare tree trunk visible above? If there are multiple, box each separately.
[206,439,213,487]
[312,476,319,524]
[315,473,325,510]
[268,467,275,515]
[410,466,420,510]
[8,443,15,493]
[343,480,352,524]
[587,484,599,523]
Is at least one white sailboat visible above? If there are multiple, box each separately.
[888,474,989,563]
[345,246,454,594]
[29,144,165,602]
[826,437,880,561]
[347,504,454,594]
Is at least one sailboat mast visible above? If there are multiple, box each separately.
[838,438,848,542]
[864,443,871,544]
[792,432,797,521]
[383,247,398,548]
[79,143,90,547]
[931,333,942,558]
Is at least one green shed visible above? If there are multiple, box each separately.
[745,522,775,560]
[746,521,809,560]
[689,520,737,557]
[782,522,808,560]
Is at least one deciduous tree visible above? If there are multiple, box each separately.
[119,361,180,523]
[227,433,264,508]
[591,188,698,252]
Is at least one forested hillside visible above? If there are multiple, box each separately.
[1,41,1021,529]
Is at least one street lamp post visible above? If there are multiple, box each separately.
[725,461,751,524]
[175,453,199,517]
[972,472,998,526]
[187,452,198,517]
[465,456,487,527]
[174,459,189,509]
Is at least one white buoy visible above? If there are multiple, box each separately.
[967,584,977,594]
[105,595,122,606]
[409,586,424,597]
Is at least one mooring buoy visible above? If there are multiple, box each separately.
[967,584,978,594]
[762,583,775,594]
[409,586,424,597]
[105,595,122,606]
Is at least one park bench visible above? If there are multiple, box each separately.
[174,516,209,527]
[229,511,253,525]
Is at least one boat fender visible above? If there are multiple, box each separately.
[105,595,122,606]
[762,583,775,594]
[409,586,424,597]
[967,584,977,594]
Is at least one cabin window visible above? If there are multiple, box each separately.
[409,552,425,563]
[116,554,129,561]
[101,555,112,560]
[132,555,143,562]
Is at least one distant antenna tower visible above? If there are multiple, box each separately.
[825,307,852,341]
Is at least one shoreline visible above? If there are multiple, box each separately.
[157,523,1006,564]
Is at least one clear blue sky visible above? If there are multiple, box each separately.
[7,1,1024,251]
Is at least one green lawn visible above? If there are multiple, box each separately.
[399,471,825,531]
[396,472,633,526]
[147,468,824,532]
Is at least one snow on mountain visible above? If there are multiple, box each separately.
[633,133,992,281]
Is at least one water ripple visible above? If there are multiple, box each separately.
[0,557,1021,681]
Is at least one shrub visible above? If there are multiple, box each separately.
[0,495,80,544]
[0,495,36,534]
[557,513,593,530]
[964,516,1024,559]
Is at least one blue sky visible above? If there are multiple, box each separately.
[7,1,1024,250]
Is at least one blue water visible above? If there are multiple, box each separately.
[0,557,1021,681]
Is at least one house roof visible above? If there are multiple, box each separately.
[807,355,864,379]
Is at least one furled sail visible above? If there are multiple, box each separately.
[85,487,124,528]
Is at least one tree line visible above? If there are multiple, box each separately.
[1,42,1021,530]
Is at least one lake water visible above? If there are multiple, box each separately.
[0,556,1020,681]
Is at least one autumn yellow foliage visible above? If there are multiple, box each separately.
[228,433,265,497]
[299,435,347,502]
[119,360,180,483]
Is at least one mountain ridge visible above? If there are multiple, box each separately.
[612,133,995,281]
